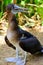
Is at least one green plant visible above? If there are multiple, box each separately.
[0,0,13,19]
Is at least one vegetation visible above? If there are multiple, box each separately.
[17,0,43,27]
[0,0,12,18]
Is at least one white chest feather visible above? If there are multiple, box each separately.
[7,30,19,47]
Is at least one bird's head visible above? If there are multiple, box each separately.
[6,4,28,21]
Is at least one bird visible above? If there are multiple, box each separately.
[5,4,43,65]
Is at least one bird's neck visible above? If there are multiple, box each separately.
[8,23,18,32]
[9,15,19,31]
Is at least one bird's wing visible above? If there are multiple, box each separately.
[18,27,34,38]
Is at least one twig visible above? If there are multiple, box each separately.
[24,15,35,23]
[26,4,43,8]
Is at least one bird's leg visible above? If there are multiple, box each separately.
[21,51,27,65]
[16,47,19,59]
[24,52,27,65]
[16,47,27,65]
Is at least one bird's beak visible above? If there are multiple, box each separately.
[11,4,28,14]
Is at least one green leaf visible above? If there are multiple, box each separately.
[34,0,43,4]
[29,7,34,17]
[17,0,21,4]
[37,6,43,19]
[25,0,30,3]
[41,20,43,26]
[0,12,3,19]
[3,0,12,6]
[21,1,25,6]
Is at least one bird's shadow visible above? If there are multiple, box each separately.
[26,53,43,62]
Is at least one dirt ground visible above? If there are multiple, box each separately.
[0,31,43,65]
